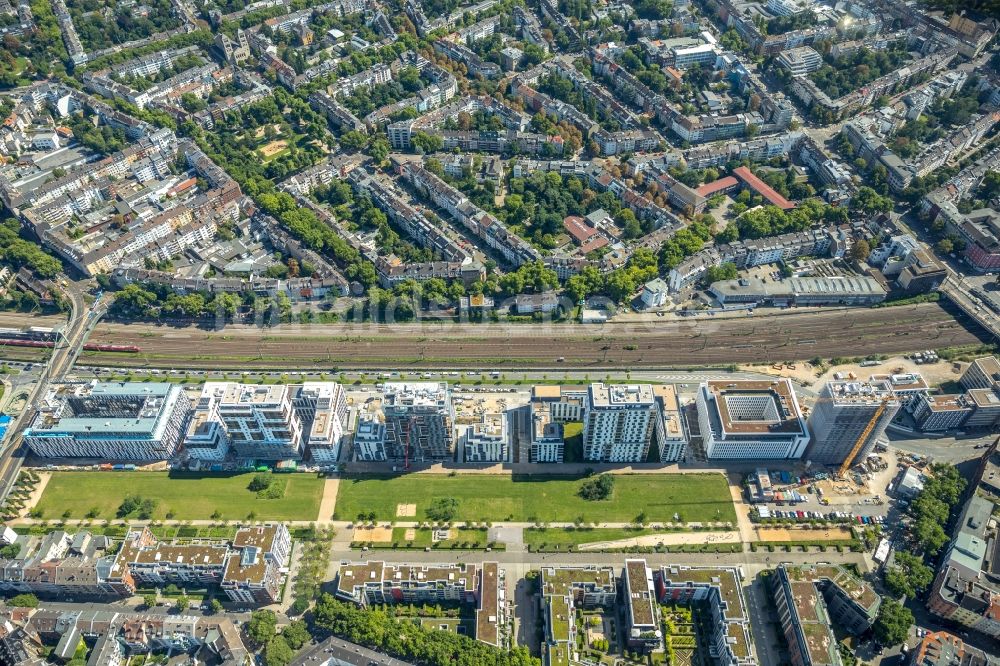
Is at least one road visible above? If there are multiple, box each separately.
[0,281,102,502]
[888,429,997,463]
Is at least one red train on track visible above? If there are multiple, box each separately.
[0,338,140,353]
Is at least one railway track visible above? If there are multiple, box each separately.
[71,302,991,370]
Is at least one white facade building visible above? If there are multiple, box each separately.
[583,384,659,462]
[696,379,809,459]
[24,382,191,460]
[184,382,347,462]
[652,385,688,463]
[295,382,348,463]
[460,415,510,463]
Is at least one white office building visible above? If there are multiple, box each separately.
[24,382,192,460]
[696,380,809,459]
[583,384,659,462]
[776,47,823,77]
[184,386,230,461]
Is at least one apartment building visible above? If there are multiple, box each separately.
[927,490,1000,639]
[776,46,823,77]
[655,566,756,666]
[335,561,506,647]
[909,631,1000,666]
[184,382,346,462]
[652,385,688,463]
[459,414,510,463]
[198,383,303,460]
[109,524,290,604]
[622,560,663,654]
[525,386,584,463]
[772,565,881,666]
[382,382,455,461]
[294,382,348,463]
[806,380,900,467]
[21,608,248,664]
[540,566,618,666]
[583,383,659,462]
[351,413,386,461]
[221,524,292,604]
[0,530,135,599]
[696,380,809,459]
[24,382,192,461]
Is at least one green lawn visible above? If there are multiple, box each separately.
[35,472,324,521]
[524,527,659,548]
[334,473,735,524]
[380,526,497,550]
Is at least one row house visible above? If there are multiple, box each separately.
[0,530,135,599]
[399,162,541,267]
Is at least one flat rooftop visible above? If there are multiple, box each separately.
[625,560,656,627]
[824,380,899,406]
[589,383,655,408]
[704,379,805,435]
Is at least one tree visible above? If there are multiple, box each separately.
[339,131,367,152]
[874,599,913,646]
[249,471,274,492]
[426,497,459,522]
[176,595,190,612]
[117,494,143,517]
[579,474,615,501]
[143,593,157,608]
[703,262,738,285]
[935,238,954,254]
[884,551,933,599]
[8,593,38,608]
[281,620,311,650]
[247,609,278,645]
[850,186,892,215]
[210,598,224,613]
[848,239,871,263]
[0,544,19,558]
[264,635,294,666]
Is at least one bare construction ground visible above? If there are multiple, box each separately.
[74,302,986,369]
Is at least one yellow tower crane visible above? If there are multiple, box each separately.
[836,395,892,479]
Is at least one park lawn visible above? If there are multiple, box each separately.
[334,473,736,524]
[35,472,324,521]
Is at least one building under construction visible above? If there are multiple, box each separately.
[806,380,901,467]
